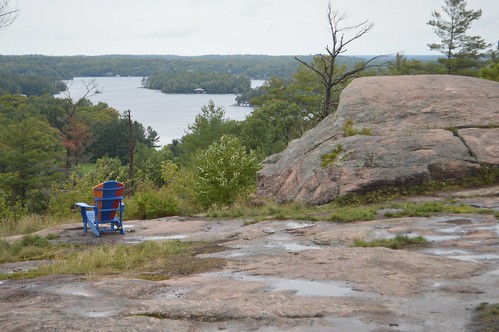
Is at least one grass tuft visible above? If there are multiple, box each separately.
[0,214,78,237]
[352,234,427,249]
[469,303,499,332]
[206,198,495,225]
[327,205,379,222]
[0,235,51,263]
[0,239,225,280]
[384,201,494,218]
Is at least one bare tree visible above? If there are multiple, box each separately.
[63,79,99,123]
[61,80,99,175]
[0,0,18,30]
[296,2,385,119]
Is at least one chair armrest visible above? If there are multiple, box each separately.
[75,202,94,209]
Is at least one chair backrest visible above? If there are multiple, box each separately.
[93,181,125,222]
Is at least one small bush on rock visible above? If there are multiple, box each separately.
[195,135,260,209]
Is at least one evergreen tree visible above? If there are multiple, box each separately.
[175,100,239,166]
[0,114,63,212]
[427,0,490,74]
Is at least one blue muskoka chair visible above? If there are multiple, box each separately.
[75,180,126,237]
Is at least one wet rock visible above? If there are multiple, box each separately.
[257,75,499,205]
[1,189,499,331]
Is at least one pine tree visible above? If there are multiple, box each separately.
[0,115,63,211]
[427,0,490,74]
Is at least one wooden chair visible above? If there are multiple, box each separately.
[75,180,126,237]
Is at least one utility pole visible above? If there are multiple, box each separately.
[124,110,134,194]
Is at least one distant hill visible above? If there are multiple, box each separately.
[353,54,440,62]
[0,54,367,80]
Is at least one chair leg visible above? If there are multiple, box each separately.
[88,221,100,237]
[85,212,100,237]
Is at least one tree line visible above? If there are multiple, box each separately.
[0,54,320,80]
[143,71,251,94]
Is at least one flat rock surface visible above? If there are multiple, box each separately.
[1,187,499,331]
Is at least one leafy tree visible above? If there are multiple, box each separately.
[241,99,305,158]
[133,145,173,186]
[427,0,490,74]
[295,2,384,120]
[195,135,259,208]
[174,100,239,166]
[239,67,326,157]
[88,113,159,164]
[0,74,64,96]
[160,160,199,214]
[27,94,68,129]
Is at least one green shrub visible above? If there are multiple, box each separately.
[125,182,178,220]
[195,135,260,209]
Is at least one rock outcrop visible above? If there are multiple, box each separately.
[257,75,499,205]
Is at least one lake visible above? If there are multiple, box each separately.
[57,77,262,147]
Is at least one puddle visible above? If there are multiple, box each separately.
[270,279,355,296]
[285,221,314,230]
[265,242,322,252]
[327,316,375,332]
[469,203,499,211]
[448,254,499,262]
[226,252,248,258]
[428,216,479,224]
[283,243,322,252]
[86,311,116,318]
[377,208,404,215]
[425,249,470,256]
[263,221,314,234]
[63,301,122,318]
[437,218,472,225]
[209,272,367,297]
[125,235,188,243]
[439,226,466,234]
[488,269,499,276]
[373,230,461,242]
[423,249,499,262]
[424,234,462,242]
[41,283,102,298]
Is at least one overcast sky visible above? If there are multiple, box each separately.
[1,0,497,56]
